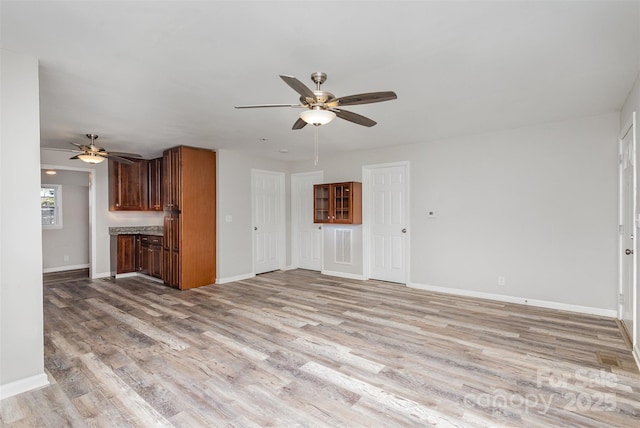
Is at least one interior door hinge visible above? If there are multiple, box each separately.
[618,293,625,305]
[619,224,624,235]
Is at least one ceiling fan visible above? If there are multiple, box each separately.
[46,134,142,164]
[235,72,397,129]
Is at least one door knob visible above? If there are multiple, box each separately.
[402,228,407,233]
[626,249,633,255]
[254,227,258,231]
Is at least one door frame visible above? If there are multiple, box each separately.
[362,161,410,283]
[291,170,323,270]
[619,112,637,349]
[41,163,97,279]
[251,169,286,274]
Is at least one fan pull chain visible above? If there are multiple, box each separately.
[314,125,319,166]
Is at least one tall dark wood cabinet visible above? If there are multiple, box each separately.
[147,158,163,211]
[163,212,180,288]
[109,159,148,211]
[162,146,216,289]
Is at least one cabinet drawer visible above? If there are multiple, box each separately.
[140,235,163,245]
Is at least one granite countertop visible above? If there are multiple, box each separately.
[109,226,163,236]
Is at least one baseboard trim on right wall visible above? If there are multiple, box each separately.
[407,282,617,318]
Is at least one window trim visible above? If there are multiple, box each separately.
[41,184,63,229]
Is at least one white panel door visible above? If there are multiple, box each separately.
[253,170,283,274]
[620,125,635,341]
[292,172,323,271]
[370,165,407,283]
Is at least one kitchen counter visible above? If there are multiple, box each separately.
[109,226,163,236]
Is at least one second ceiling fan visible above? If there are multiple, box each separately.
[235,72,397,129]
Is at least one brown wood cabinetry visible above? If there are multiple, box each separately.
[137,235,163,279]
[163,148,181,212]
[116,235,136,274]
[313,182,362,224]
[147,158,163,211]
[109,157,163,211]
[162,146,216,290]
[163,213,180,288]
[109,159,148,211]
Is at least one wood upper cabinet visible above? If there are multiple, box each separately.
[163,147,181,212]
[109,157,163,212]
[147,157,163,211]
[109,159,148,211]
[313,182,362,224]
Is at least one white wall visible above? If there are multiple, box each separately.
[621,73,639,129]
[41,169,89,271]
[0,49,48,398]
[292,113,620,314]
[216,149,291,281]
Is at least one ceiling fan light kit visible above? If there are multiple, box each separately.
[44,133,142,165]
[300,107,336,126]
[78,153,106,164]
[235,72,397,130]
[235,72,397,164]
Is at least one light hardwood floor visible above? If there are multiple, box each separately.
[2,270,639,427]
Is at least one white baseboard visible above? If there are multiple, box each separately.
[633,345,640,371]
[92,271,112,279]
[216,272,256,284]
[321,270,366,281]
[281,265,296,271]
[0,373,49,400]
[136,273,164,283]
[42,263,89,273]
[115,272,138,279]
[407,282,617,318]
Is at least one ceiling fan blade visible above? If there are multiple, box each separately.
[292,117,307,130]
[332,109,377,127]
[327,91,397,107]
[108,151,142,158]
[279,75,317,102]
[43,147,82,153]
[104,154,135,164]
[235,103,304,109]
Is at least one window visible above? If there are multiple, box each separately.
[41,185,62,229]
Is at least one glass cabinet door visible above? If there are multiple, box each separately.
[314,184,331,223]
[332,183,351,222]
[313,182,361,224]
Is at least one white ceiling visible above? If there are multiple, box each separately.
[2,1,639,161]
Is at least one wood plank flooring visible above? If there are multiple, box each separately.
[2,269,639,427]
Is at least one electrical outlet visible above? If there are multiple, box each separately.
[497,276,506,286]
[63,255,70,262]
